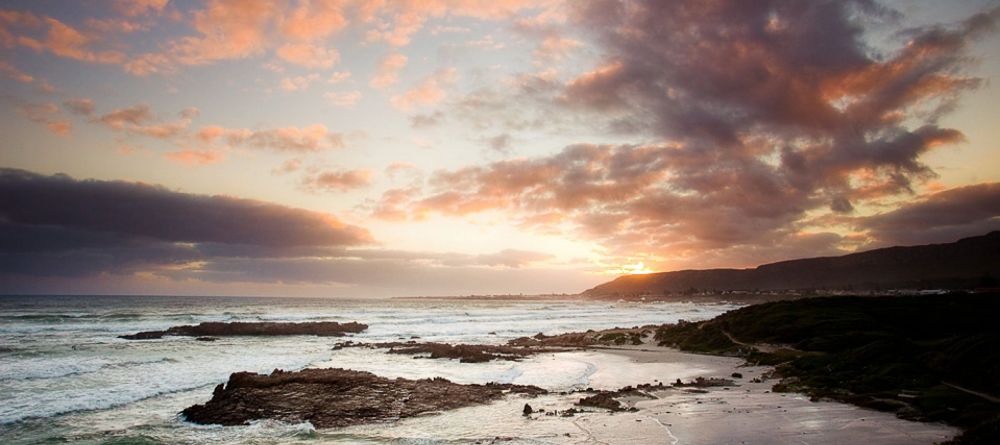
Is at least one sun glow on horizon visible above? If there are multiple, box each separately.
[605,262,656,275]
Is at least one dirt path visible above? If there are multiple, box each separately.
[721,330,787,354]
[942,381,1000,404]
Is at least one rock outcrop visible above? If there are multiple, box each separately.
[182,368,546,428]
[335,341,563,363]
[120,321,367,340]
[507,326,654,347]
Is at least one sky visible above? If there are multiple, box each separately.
[1,0,999,298]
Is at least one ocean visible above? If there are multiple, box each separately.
[0,295,740,444]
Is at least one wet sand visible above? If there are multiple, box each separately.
[339,345,959,444]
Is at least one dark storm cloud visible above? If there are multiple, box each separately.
[375,1,998,265]
[0,168,565,288]
[856,183,1000,246]
[0,168,371,248]
[0,168,372,278]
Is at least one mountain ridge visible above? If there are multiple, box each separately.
[583,231,1000,297]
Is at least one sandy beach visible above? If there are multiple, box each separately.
[332,343,959,444]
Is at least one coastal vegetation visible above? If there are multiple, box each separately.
[654,294,1000,444]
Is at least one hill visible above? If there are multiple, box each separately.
[583,232,1000,298]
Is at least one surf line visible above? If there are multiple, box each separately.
[572,416,611,445]
[650,416,680,445]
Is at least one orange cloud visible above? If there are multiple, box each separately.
[327,71,351,83]
[276,43,339,69]
[165,149,226,166]
[279,73,320,91]
[202,124,347,152]
[16,17,126,64]
[95,105,197,139]
[302,168,374,192]
[168,0,277,66]
[63,98,95,116]
[364,0,559,47]
[369,52,407,89]
[390,67,457,111]
[16,102,72,136]
[114,0,170,17]
[0,60,34,83]
[280,0,347,41]
[324,90,363,107]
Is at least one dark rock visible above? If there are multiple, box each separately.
[560,408,579,417]
[182,368,546,428]
[196,337,218,342]
[338,341,561,363]
[508,325,657,348]
[672,376,735,387]
[578,392,622,411]
[523,403,533,416]
[120,321,367,340]
[119,331,164,340]
[731,372,743,379]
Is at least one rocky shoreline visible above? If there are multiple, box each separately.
[333,340,568,363]
[181,365,748,428]
[328,325,660,364]
[119,321,368,340]
[181,368,546,428]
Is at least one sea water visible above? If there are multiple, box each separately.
[0,295,738,444]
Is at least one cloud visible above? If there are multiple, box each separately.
[371,186,422,221]
[97,104,154,129]
[276,43,339,69]
[533,35,580,62]
[201,124,346,152]
[165,149,226,166]
[327,71,351,83]
[0,169,591,296]
[0,168,372,248]
[272,158,302,175]
[95,105,197,139]
[390,67,457,111]
[84,18,150,34]
[464,35,505,50]
[370,1,998,270]
[410,111,444,127]
[0,168,375,281]
[385,162,419,179]
[63,98,95,116]
[279,73,320,91]
[512,16,581,65]
[8,15,126,65]
[369,52,407,89]
[114,0,170,17]
[472,249,553,268]
[279,0,347,41]
[324,90,362,107]
[855,183,1000,246]
[2,1,559,78]
[0,60,35,84]
[3,0,557,79]
[484,133,512,153]
[16,102,72,136]
[163,0,278,66]
[145,254,591,296]
[302,168,374,192]
[363,0,559,47]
